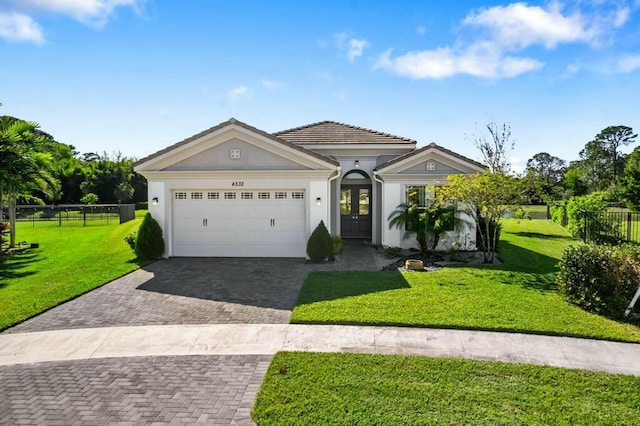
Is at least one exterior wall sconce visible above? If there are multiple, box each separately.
[354,160,360,168]
[316,197,321,206]
[152,197,159,206]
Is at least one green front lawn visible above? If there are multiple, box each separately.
[253,352,640,425]
[0,219,143,331]
[291,219,640,342]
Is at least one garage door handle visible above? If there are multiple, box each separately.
[270,218,275,227]
[203,218,208,227]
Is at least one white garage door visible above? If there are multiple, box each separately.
[172,189,306,257]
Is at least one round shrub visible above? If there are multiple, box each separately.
[135,213,165,260]
[557,244,640,318]
[307,220,332,263]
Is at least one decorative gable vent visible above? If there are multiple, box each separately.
[230,148,241,159]
[426,161,436,171]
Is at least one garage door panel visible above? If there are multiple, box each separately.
[172,190,306,257]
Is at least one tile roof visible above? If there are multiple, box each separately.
[375,142,487,171]
[274,120,416,145]
[133,118,339,168]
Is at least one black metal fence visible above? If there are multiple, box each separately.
[580,210,640,244]
[9,204,136,227]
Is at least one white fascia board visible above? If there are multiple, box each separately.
[376,173,457,183]
[136,125,337,172]
[139,170,336,181]
[377,148,484,175]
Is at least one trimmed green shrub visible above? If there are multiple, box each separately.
[124,232,137,252]
[557,244,640,318]
[549,203,567,226]
[307,221,332,263]
[135,213,164,260]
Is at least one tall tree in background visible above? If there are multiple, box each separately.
[0,116,56,247]
[562,163,589,197]
[578,126,637,192]
[525,152,566,200]
[468,122,514,174]
[619,147,640,211]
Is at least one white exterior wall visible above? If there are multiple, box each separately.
[380,179,477,251]
[381,182,404,248]
[308,179,331,233]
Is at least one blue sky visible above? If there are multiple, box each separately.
[1,0,640,171]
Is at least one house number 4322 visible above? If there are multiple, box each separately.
[231,181,244,187]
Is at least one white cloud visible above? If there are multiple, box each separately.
[260,79,284,90]
[0,12,44,44]
[612,6,631,27]
[463,2,595,49]
[613,54,640,73]
[376,1,633,80]
[0,0,145,43]
[376,42,543,79]
[332,32,369,62]
[416,25,427,36]
[347,38,368,62]
[226,86,251,104]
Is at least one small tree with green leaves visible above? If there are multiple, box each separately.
[306,220,333,263]
[135,213,165,260]
[80,192,98,205]
[439,171,522,262]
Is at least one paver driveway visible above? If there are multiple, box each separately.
[6,257,314,333]
[0,355,270,425]
[1,244,383,424]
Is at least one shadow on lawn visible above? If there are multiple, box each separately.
[451,241,560,293]
[295,270,410,305]
[509,231,575,241]
[0,251,40,285]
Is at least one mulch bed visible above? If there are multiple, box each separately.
[381,252,444,272]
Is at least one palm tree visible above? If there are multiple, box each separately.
[0,116,56,249]
[388,202,462,256]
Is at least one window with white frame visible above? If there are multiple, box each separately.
[404,185,455,231]
[405,185,437,207]
[191,192,203,200]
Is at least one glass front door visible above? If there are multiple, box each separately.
[340,184,372,238]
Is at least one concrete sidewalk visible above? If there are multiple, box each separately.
[1,324,639,376]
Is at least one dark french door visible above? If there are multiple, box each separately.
[340,184,372,238]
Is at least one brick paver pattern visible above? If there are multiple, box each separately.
[0,355,271,425]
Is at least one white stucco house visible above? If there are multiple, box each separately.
[133,118,485,258]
